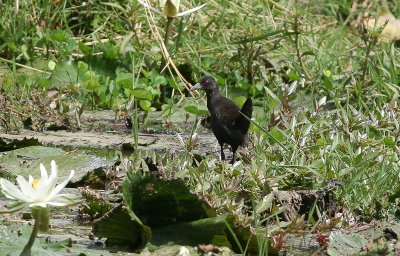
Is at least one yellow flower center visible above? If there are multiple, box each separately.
[32,179,40,189]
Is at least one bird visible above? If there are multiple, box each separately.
[191,76,253,163]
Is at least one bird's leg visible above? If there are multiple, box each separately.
[230,146,238,164]
[220,143,225,160]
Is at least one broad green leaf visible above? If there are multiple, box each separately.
[123,173,213,228]
[0,146,113,184]
[92,205,151,248]
[132,88,153,101]
[184,104,209,115]
[152,75,167,86]
[327,232,367,256]
[140,100,152,112]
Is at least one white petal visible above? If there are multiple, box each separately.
[0,178,31,202]
[318,96,327,107]
[29,202,48,208]
[176,4,206,17]
[36,162,59,201]
[39,163,49,183]
[48,161,58,188]
[51,160,57,177]
[16,176,35,199]
[28,175,34,185]
[48,170,74,200]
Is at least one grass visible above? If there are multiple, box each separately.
[1,0,400,254]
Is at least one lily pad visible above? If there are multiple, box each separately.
[0,146,114,185]
[0,137,42,152]
[92,172,260,253]
[92,204,151,248]
[123,173,215,228]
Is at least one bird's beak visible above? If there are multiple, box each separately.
[190,83,202,91]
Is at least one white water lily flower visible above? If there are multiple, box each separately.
[0,160,77,212]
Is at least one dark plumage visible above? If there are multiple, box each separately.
[191,76,253,163]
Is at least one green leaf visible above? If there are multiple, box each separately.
[101,43,119,59]
[49,30,70,43]
[78,61,89,73]
[323,69,332,78]
[92,205,151,248]
[123,173,213,228]
[49,61,83,86]
[78,42,93,55]
[368,126,382,140]
[383,137,395,148]
[184,104,209,115]
[132,88,153,101]
[20,44,30,60]
[234,96,247,107]
[0,145,113,184]
[287,71,300,81]
[269,128,286,143]
[47,60,56,71]
[0,224,53,255]
[120,32,135,54]
[139,100,152,112]
[101,2,126,12]
[118,173,262,253]
[327,232,367,256]
[116,72,133,89]
[323,78,333,91]
[152,75,167,86]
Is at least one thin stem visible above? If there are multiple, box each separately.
[159,16,174,103]
[293,16,310,80]
[20,220,39,256]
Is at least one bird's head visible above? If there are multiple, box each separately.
[190,76,218,92]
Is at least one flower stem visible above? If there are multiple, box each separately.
[20,220,39,256]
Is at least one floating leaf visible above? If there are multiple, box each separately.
[92,204,151,248]
[327,232,367,256]
[123,173,213,228]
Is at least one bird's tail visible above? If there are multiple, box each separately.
[236,97,253,134]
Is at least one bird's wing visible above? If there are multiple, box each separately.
[211,98,241,139]
[213,98,240,126]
